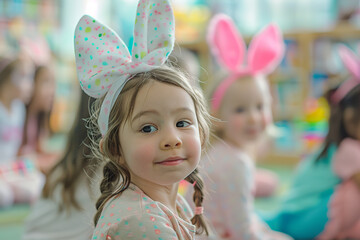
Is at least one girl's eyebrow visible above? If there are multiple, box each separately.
[132,107,195,122]
[132,110,159,122]
[172,107,194,115]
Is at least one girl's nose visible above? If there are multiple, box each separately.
[160,128,182,150]
[248,109,260,123]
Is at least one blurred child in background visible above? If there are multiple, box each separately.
[185,14,291,239]
[23,90,101,240]
[0,56,33,162]
[265,44,360,240]
[0,55,44,208]
[19,65,57,173]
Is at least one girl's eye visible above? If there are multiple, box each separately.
[235,107,245,113]
[257,104,264,110]
[141,125,158,133]
[176,120,190,128]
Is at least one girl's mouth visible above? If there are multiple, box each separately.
[156,157,186,166]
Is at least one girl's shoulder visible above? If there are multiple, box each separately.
[176,193,193,219]
[100,185,154,216]
[99,184,183,221]
[93,185,196,240]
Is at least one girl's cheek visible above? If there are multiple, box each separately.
[263,112,272,126]
[133,142,156,163]
[185,135,201,159]
[229,115,245,130]
[262,107,272,126]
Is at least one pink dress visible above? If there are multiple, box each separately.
[186,140,291,240]
[93,184,197,240]
[318,138,360,239]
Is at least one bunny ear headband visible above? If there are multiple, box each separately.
[74,0,175,136]
[207,14,284,111]
[331,44,360,104]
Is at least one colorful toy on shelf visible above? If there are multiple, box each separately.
[301,97,329,155]
[173,3,210,43]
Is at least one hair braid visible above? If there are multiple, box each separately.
[93,161,130,225]
[185,168,209,236]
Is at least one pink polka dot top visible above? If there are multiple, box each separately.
[92,184,196,240]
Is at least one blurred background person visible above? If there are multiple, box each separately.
[22,91,100,240]
[0,54,44,209]
[18,64,58,174]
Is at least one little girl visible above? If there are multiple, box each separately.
[0,55,44,208]
[74,0,211,239]
[0,56,33,163]
[185,14,292,239]
[19,65,57,173]
[266,44,360,239]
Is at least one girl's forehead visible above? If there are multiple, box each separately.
[224,78,269,103]
[132,81,195,112]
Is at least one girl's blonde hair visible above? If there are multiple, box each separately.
[89,65,211,235]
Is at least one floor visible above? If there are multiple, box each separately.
[0,164,295,240]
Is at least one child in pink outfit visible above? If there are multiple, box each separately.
[94,184,196,240]
[0,56,44,208]
[186,14,292,240]
[316,44,360,240]
[73,0,215,239]
[265,44,360,239]
[200,140,288,239]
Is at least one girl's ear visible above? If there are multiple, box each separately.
[247,24,284,75]
[338,44,360,80]
[99,138,104,154]
[207,14,246,72]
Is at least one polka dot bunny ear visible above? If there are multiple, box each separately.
[74,0,175,136]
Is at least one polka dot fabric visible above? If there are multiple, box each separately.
[92,184,196,240]
[74,0,175,136]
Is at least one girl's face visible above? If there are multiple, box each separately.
[119,81,201,187]
[344,108,360,141]
[217,76,270,148]
[32,68,55,112]
[11,61,34,104]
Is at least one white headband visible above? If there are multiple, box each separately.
[74,0,175,135]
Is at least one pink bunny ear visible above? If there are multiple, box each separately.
[207,14,246,72]
[338,44,360,79]
[247,24,284,75]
